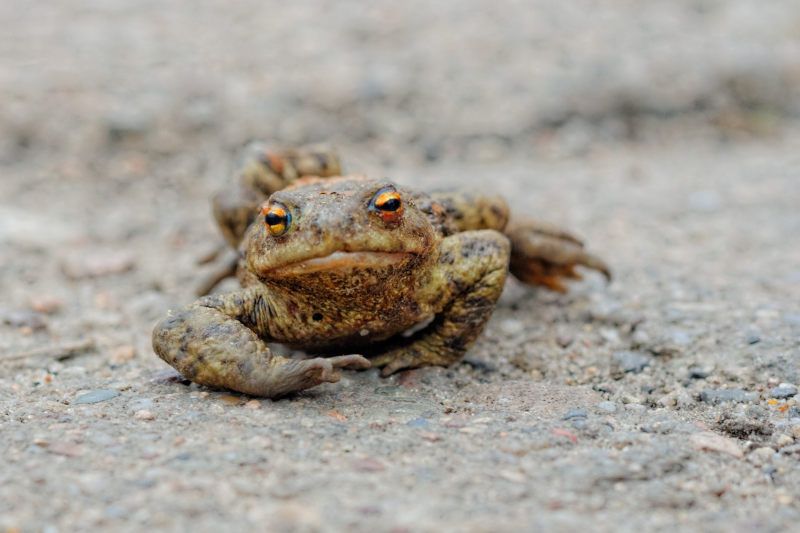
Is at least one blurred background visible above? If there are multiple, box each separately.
[2,0,799,169]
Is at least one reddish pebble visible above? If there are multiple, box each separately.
[220,395,241,406]
[49,441,85,458]
[550,428,578,443]
[398,369,420,388]
[556,336,573,348]
[134,409,155,421]
[351,458,386,472]
[420,432,442,442]
[110,345,136,364]
[30,296,64,314]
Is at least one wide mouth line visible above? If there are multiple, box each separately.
[267,250,413,275]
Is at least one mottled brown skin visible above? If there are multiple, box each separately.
[153,145,609,397]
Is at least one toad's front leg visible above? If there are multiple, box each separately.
[152,288,369,397]
[371,230,510,376]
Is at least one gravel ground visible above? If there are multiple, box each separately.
[2,1,800,532]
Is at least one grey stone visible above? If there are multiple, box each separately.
[611,351,651,376]
[73,390,120,405]
[597,401,617,413]
[699,389,755,404]
[563,408,588,420]
[770,385,797,399]
[407,417,430,428]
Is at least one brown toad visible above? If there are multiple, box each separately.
[152,145,609,397]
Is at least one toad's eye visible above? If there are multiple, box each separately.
[261,202,291,236]
[370,186,403,222]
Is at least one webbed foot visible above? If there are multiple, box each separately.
[506,219,610,292]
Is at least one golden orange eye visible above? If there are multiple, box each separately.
[261,202,291,236]
[370,186,403,222]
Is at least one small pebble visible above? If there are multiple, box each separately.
[61,250,135,279]
[2,311,47,330]
[73,390,120,404]
[699,389,755,404]
[775,434,794,448]
[48,441,85,458]
[562,408,587,420]
[550,428,578,443]
[770,384,797,399]
[748,446,776,464]
[556,336,572,348]
[610,351,651,376]
[245,400,261,410]
[129,398,154,411]
[745,405,768,419]
[688,190,720,212]
[747,336,761,345]
[419,432,442,442]
[220,395,241,406]
[691,431,743,458]
[597,401,617,413]
[688,368,710,379]
[407,417,429,428]
[776,490,793,506]
[109,345,136,364]
[30,295,64,314]
[351,458,386,472]
[134,409,155,421]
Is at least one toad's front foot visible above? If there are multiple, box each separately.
[151,290,370,398]
[370,346,448,377]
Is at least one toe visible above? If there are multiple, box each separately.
[328,354,371,370]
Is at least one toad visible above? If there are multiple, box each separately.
[152,145,609,397]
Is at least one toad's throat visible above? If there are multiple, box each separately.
[268,251,413,276]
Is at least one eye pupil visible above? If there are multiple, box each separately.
[266,212,284,226]
[378,197,401,211]
[262,202,291,236]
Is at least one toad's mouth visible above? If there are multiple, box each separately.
[267,251,414,276]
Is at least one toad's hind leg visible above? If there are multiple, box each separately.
[371,230,510,376]
[506,218,610,293]
[152,288,369,397]
[427,190,608,292]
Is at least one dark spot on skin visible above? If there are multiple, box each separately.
[312,312,323,321]
[490,205,503,220]
[445,272,468,293]
[460,237,503,258]
[200,296,224,309]
[237,358,254,377]
[439,250,455,264]
[445,336,468,351]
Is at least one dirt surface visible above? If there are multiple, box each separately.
[2,1,800,532]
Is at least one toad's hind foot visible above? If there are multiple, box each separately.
[506,219,610,293]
